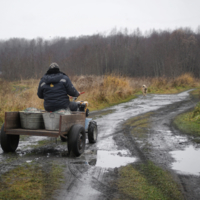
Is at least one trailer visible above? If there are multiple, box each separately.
[0,111,98,157]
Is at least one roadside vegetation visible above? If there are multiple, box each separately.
[0,162,64,200]
[116,162,183,200]
[0,73,199,127]
[0,73,200,199]
[174,100,200,142]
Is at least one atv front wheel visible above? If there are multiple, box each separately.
[88,121,98,143]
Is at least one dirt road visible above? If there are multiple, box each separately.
[0,90,200,199]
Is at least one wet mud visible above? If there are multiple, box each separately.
[0,89,200,199]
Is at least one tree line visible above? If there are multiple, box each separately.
[0,27,200,80]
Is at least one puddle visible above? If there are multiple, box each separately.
[95,150,137,168]
[175,136,188,144]
[18,136,48,149]
[170,145,200,175]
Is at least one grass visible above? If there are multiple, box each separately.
[173,102,200,140]
[125,112,152,139]
[27,138,56,148]
[26,138,67,149]
[0,73,199,199]
[174,113,200,137]
[0,73,199,127]
[0,162,64,200]
[148,73,197,94]
[115,161,183,200]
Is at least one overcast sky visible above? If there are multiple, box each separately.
[1,0,200,40]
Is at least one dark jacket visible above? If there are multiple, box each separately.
[37,72,79,112]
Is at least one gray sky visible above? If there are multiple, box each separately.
[1,0,200,40]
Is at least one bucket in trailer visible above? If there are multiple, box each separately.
[20,112,45,129]
[43,109,71,131]
[42,113,61,131]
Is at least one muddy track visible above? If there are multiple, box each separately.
[53,90,200,200]
[1,90,200,200]
[118,94,200,200]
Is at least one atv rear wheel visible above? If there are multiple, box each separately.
[88,121,98,143]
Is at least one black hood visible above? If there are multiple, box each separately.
[46,68,60,75]
[42,71,68,84]
[42,73,63,84]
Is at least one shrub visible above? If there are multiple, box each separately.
[172,73,195,87]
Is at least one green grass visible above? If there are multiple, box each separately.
[116,161,183,200]
[148,85,193,94]
[26,138,66,149]
[173,100,200,143]
[190,88,200,98]
[24,139,55,149]
[125,112,152,139]
[174,112,200,138]
[0,162,64,200]
[89,94,137,111]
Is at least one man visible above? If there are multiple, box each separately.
[37,62,79,112]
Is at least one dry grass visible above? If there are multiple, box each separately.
[148,73,198,93]
[171,73,196,87]
[0,79,44,123]
[0,73,199,124]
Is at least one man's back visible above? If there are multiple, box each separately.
[37,63,79,112]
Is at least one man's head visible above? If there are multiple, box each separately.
[46,62,60,74]
[49,62,59,69]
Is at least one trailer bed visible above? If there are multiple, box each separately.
[5,128,59,137]
[4,111,86,137]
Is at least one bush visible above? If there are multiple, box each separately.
[172,73,195,87]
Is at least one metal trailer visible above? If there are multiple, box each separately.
[0,111,98,157]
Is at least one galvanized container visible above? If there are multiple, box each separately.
[42,113,61,131]
[20,112,45,129]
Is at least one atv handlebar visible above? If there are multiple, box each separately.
[70,92,85,101]
[79,92,85,95]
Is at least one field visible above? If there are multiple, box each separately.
[1,73,200,199]
[0,73,199,126]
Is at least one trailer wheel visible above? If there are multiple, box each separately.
[88,121,98,143]
[68,124,85,157]
[0,123,19,152]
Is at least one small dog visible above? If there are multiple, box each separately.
[142,85,147,96]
